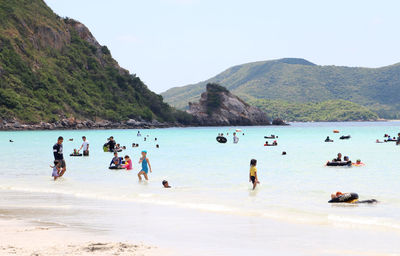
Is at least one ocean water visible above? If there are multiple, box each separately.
[1,122,400,255]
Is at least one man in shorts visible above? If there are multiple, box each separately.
[78,136,90,156]
[53,136,66,176]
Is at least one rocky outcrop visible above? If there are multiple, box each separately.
[272,118,287,125]
[187,83,270,126]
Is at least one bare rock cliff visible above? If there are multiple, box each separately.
[187,83,270,126]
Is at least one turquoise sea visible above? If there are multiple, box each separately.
[1,122,400,255]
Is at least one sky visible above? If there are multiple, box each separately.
[45,0,400,93]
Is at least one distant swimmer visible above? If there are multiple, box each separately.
[137,131,141,137]
[249,159,260,190]
[9,140,13,142]
[325,136,333,142]
[53,136,66,177]
[233,132,239,144]
[376,139,383,143]
[156,144,159,148]
[50,160,61,181]
[282,151,287,155]
[77,136,89,156]
[352,159,365,166]
[138,150,152,181]
[162,180,171,188]
[397,133,400,145]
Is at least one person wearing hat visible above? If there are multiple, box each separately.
[138,150,152,181]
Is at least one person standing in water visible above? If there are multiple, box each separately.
[233,132,239,144]
[77,136,89,156]
[53,136,66,177]
[249,159,260,190]
[138,150,152,181]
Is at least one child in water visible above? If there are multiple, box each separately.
[249,159,260,190]
[138,150,152,181]
[50,160,61,180]
[123,155,133,170]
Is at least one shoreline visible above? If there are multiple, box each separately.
[1,189,400,256]
[2,119,400,131]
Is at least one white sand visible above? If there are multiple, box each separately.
[0,219,167,256]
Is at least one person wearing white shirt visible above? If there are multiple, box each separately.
[78,136,90,156]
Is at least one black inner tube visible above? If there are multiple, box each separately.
[328,193,359,203]
[216,136,227,143]
[326,161,352,166]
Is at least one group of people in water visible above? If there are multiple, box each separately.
[376,133,400,144]
[51,132,166,185]
[108,150,152,181]
[216,132,241,144]
[326,152,364,167]
[49,128,398,201]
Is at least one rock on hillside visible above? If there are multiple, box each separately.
[187,83,270,126]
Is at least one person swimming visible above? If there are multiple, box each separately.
[353,159,365,166]
[162,180,171,188]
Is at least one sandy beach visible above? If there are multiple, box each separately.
[0,218,165,256]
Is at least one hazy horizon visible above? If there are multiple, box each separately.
[45,0,400,93]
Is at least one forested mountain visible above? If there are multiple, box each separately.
[162,58,400,120]
[0,0,192,124]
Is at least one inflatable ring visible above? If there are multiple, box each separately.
[216,136,227,143]
[326,161,352,166]
[328,193,359,203]
[70,153,82,157]
[109,166,124,170]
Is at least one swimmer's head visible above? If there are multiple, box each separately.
[114,152,118,156]
[356,159,361,164]
[124,155,129,159]
[57,136,63,144]
[162,180,170,188]
[250,159,257,166]
[141,150,147,156]
[54,160,60,166]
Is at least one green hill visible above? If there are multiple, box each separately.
[0,0,192,124]
[161,58,400,120]
[250,99,378,122]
